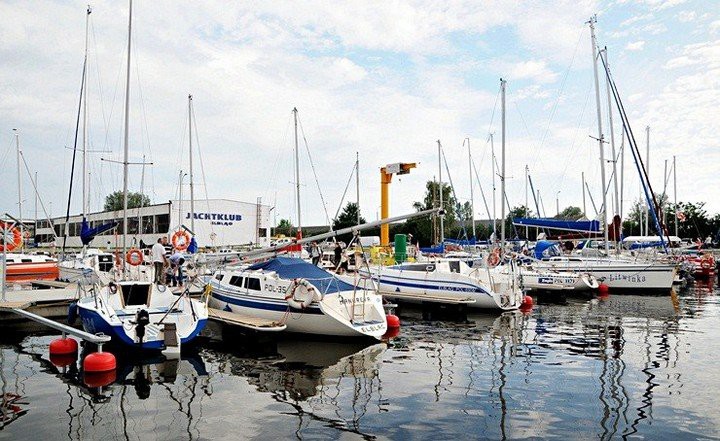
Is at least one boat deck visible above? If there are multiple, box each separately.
[208,307,287,332]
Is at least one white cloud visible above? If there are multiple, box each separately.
[711,20,720,35]
[625,41,646,51]
[507,60,559,84]
[677,10,697,22]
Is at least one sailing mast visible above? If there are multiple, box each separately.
[645,126,650,235]
[673,155,678,237]
[437,140,444,244]
[121,0,133,272]
[82,6,91,221]
[188,94,195,233]
[589,16,609,254]
[500,78,506,249]
[489,133,496,243]
[467,137,476,239]
[293,107,301,236]
[14,129,23,250]
[604,47,619,233]
[356,151,360,226]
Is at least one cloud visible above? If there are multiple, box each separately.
[625,41,646,51]
[507,60,559,84]
[677,10,697,22]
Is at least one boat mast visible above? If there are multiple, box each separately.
[467,138,476,239]
[188,94,195,233]
[673,155,678,237]
[490,133,496,243]
[121,0,133,271]
[437,140,444,244]
[356,151,360,226]
[645,126,650,236]
[15,129,23,249]
[589,16,609,254]
[500,78,506,249]
[604,47,619,228]
[293,107,301,234]
[582,172,587,217]
[524,164,528,238]
[82,6,91,221]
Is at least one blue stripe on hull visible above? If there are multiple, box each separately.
[377,277,491,296]
[211,290,323,315]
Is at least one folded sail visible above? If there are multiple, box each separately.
[80,218,117,245]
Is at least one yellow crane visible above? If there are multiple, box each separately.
[380,162,416,246]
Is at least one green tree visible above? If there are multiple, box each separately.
[404,181,457,246]
[332,202,366,230]
[504,205,533,240]
[103,191,150,212]
[275,218,295,236]
[555,206,583,220]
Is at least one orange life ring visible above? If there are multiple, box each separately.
[125,248,144,266]
[700,258,712,270]
[171,230,191,251]
[487,249,500,267]
[0,221,22,252]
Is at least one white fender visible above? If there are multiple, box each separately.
[285,278,322,309]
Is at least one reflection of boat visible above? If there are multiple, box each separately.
[209,257,387,338]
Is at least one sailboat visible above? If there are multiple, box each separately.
[76,0,207,352]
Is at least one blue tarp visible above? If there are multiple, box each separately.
[420,243,444,254]
[513,218,600,233]
[247,257,355,294]
[533,240,561,260]
[80,218,117,246]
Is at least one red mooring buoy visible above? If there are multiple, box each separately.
[83,371,117,388]
[382,327,401,339]
[521,295,534,307]
[386,314,401,329]
[49,337,78,355]
[598,283,610,296]
[83,352,116,373]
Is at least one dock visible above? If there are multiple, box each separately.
[208,307,287,332]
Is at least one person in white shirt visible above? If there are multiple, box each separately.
[151,238,167,284]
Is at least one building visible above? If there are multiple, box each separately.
[34,199,271,249]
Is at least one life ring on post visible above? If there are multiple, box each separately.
[0,221,22,252]
[487,249,501,267]
[125,248,144,266]
[700,257,712,270]
[172,230,191,251]
[284,278,322,309]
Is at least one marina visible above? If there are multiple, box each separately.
[2,0,719,439]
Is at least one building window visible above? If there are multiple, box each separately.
[155,214,169,234]
[54,224,63,237]
[141,216,154,234]
[128,218,139,235]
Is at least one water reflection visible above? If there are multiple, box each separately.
[0,282,718,439]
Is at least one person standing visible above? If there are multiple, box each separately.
[334,242,342,268]
[311,242,321,266]
[151,238,166,284]
[169,251,186,287]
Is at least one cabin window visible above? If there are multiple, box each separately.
[245,277,261,291]
[449,261,460,273]
[120,283,151,307]
[214,273,224,281]
[229,276,244,287]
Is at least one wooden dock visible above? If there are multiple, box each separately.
[208,308,287,332]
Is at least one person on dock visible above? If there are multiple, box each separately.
[151,238,167,284]
[334,242,343,268]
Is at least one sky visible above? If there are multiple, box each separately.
[0,0,718,228]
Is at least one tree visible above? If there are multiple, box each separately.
[275,218,295,236]
[403,181,457,246]
[332,202,366,231]
[504,205,533,240]
[555,206,583,220]
[103,191,150,212]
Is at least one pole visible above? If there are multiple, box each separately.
[524,165,528,239]
[121,0,133,272]
[490,133,496,243]
[589,16,609,254]
[293,107,301,234]
[604,47,619,224]
[188,94,195,233]
[645,126,650,236]
[582,172,587,217]
[500,78,507,249]
[620,133,625,219]
[663,159,668,227]
[82,6,91,220]
[356,151,360,226]
[673,155,678,237]
[556,191,560,217]
[468,138,476,239]
[14,129,23,251]
[437,140,444,244]
[34,171,38,224]
[178,171,184,225]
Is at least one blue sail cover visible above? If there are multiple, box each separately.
[247,257,355,295]
[80,218,117,245]
[534,240,562,260]
[513,218,600,233]
[420,243,444,254]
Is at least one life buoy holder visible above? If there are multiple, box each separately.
[125,248,144,266]
[0,221,22,253]
[487,249,500,267]
[285,278,322,309]
[172,230,191,251]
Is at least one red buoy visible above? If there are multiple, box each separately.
[522,295,534,307]
[386,314,401,328]
[83,371,117,388]
[382,327,401,340]
[83,352,116,373]
[598,283,610,296]
[50,353,77,368]
[49,337,78,355]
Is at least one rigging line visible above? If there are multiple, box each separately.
[265,113,293,205]
[296,113,332,226]
[439,142,467,239]
[486,87,501,137]
[471,157,493,228]
[89,14,110,147]
[191,103,216,238]
[332,162,357,224]
[62,54,87,258]
[19,151,58,242]
[534,25,586,157]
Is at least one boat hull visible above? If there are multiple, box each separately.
[535,259,676,292]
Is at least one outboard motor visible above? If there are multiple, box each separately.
[135,309,150,344]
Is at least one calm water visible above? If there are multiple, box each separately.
[1,280,719,440]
